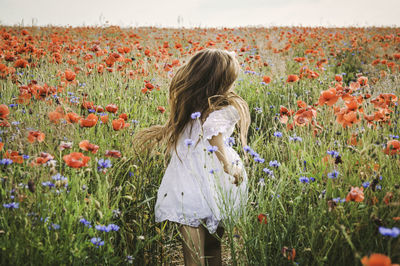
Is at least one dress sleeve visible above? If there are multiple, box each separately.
[202,105,240,140]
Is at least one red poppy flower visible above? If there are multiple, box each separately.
[383,140,400,155]
[48,109,64,124]
[318,88,339,106]
[100,115,109,124]
[286,74,299,83]
[63,152,90,168]
[294,57,306,62]
[293,109,316,127]
[94,106,104,113]
[334,75,343,82]
[0,104,10,119]
[357,76,368,86]
[64,69,76,81]
[31,152,54,166]
[105,150,122,158]
[27,131,45,143]
[257,213,267,224]
[59,141,73,151]
[262,76,271,84]
[0,142,3,151]
[158,106,166,113]
[79,140,99,154]
[80,114,98,127]
[361,253,391,266]
[145,82,154,90]
[81,101,95,110]
[297,100,307,108]
[4,150,23,164]
[119,113,128,121]
[112,118,130,131]
[106,104,118,113]
[346,187,364,202]
[14,59,29,68]
[336,110,360,128]
[65,112,81,123]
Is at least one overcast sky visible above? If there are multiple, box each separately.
[0,0,399,27]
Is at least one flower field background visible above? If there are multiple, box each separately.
[0,25,400,265]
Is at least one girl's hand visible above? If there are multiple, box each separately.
[209,133,243,186]
[225,164,243,186]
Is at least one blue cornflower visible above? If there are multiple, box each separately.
[327,150,340,158]
[269,160,280,168]
[207,146,218,153]
[263,168,274,177]
[289,136,302,142]
[3,202,19,209]
[79,218,92,228]
[362,181,370,188]
[42,181,55,188]
[254,157,265,163]
[332,197,346,203]
[376,185,382,190]
[184,138,194,147]
[95,225,111,232]
[327,170,339,179]
[226,137,235,146]
[9,104,18,108]
[310,177,316,182]
[254,107,262,113]
[51,223,60,230]
[249,150,259,158]
[52,173,67,181]
[379,227,400,238]
[90,237,104,248]
[98,159,112,171]
[273,131,283,137]
[106,224,120,232]
[299,176,309,183]
[0,158,13,166]
[243,146,252,153]
[191,112,201,119]
[23,155,29,160]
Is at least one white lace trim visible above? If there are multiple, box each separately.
[155,213,221,234]
[203,106,240,140]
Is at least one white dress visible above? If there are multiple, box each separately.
[154,105,248,234]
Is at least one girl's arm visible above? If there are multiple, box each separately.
[208,133,230,173]
[209,133,242,185]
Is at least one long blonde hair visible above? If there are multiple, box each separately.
[133,48,250,155]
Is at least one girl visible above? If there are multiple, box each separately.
[133,49,250,266]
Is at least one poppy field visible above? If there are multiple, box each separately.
[0,25,400,265]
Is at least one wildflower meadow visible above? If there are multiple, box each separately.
[0,26,400,265]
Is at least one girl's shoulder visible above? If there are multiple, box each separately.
[205,105,239,123]
[202,105,240,140]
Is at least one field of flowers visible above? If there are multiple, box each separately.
[0,25,399,265]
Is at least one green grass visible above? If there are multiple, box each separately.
[0,25,399,265]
